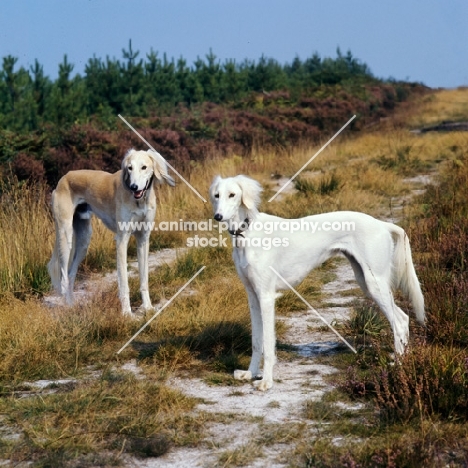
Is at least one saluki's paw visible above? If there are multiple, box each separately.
[253,378,273,392]
[233,370,252,381]
[389,352,403,366]
[122,309,139,320]
[137,304,154,315]
[133,307,150,319]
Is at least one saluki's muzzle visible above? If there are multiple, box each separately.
[128,175,153,200]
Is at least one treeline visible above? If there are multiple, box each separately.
[0,42,426,186]
[1,42,375,131]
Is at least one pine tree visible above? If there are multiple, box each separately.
[2,56,19,112]
[221,59,247,102]
[121,40,145,115]
[30,59,49,120]
[47,55,86,126]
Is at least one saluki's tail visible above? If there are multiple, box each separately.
[389,224,425,324]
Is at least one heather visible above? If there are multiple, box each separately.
[0,44,424,185]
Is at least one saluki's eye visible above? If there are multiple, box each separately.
[229,193,235,198]
[214,194,219,198]
[142,165,147,170]
[128,166,132,171]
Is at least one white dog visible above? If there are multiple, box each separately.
[48,149,175,315]
[210,175,424,391]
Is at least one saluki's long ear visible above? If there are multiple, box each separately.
[234,175,263,211]
[121,149,133,170]
[121,149,133,185]
[148,150,175,186]
[209,175,221,203]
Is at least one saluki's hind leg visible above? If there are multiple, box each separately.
[50,190,75,305]
[345,252,409,354]
[68,210,93,296]
[57,220,74,304]
[343,252,369,296]
[363,273,409,355]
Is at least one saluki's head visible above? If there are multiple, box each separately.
[209,175,263,222]
[122,149,175,199]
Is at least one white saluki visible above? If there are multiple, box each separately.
[210,175,425,391]
[48,149,175,316]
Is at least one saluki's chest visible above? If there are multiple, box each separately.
[233,247,259,277]
[121,199,156,221]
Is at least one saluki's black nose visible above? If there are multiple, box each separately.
[214,213,223,222]
[130,183,138,192]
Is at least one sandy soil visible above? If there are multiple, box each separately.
[139,259,360,468]
[43,248,185,309]
[40,244,361,467]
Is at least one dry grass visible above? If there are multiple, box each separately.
[0,182,53,296]
[0,293,130,384]
[406,87,468,127]
[1,372,203,465]
[1,87,468,465]
[82,216,118,271]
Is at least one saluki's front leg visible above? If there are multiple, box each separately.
[234,282,262,381]
[115,231,132,316]
[253,292,276,392]
[135,230,152,311]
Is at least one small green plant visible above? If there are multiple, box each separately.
[347,302,389,340]
[303,400,337,421]
[294,173,342,195]
[374,144,428,175]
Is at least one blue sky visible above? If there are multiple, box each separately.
[1,0,467,88]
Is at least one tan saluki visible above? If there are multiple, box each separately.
[48,149,175,315]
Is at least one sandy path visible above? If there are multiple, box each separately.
[43,248,184,308]
[146,259,360,468]
[37,173,432,466]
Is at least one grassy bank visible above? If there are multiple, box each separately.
[0,87,467,466]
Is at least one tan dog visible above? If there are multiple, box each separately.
[48,149,175,315]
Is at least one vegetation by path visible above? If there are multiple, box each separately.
[0,88,468,466]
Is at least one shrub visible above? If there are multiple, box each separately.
[374,345,468,423]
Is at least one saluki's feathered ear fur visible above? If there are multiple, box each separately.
[148,150,175,186]
[121,149,133,186]
[121,149,133,171]
[234,175,263,212]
